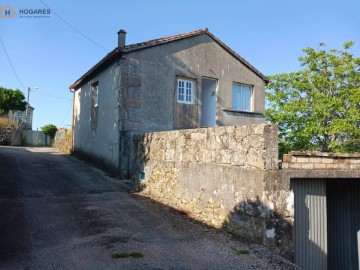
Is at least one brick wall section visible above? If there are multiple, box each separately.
[282,152,360,170]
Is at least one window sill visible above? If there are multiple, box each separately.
[177,101,194,105]
[223,109,264,116]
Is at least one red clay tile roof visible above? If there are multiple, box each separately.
[69,28,269,89]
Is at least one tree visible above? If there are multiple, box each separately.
[266,42,360,157]
[41,124,58,139]
[0,86,27,116]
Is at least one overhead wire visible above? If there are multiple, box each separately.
[39,0,110,52]
[2,0,100,127]
[31,90,72,102]
[0,33,26,90]
[0,33,71,102]
[60,102,72,127]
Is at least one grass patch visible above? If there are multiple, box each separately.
[112,252,144,259]
[112,253,129,258]
[106,245,114,250]
[129,252,144,258]
[232,248,250,255]
[119,238,128,243]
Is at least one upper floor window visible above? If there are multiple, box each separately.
[26,112,31,123]
[92,82,99,107]
[17,112,23,121]
[177,79,194,104]
[232,83,253,111]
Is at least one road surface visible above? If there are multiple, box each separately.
[0,147,296,270]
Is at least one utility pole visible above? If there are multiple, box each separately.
[25,87,37,130]
[25,87,30,129]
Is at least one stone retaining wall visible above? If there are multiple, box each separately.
[135,124,279,170]
[0,126,22,146]
[53,130,73,154]
[134,124,295,259]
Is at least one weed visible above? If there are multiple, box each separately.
[112,252,144,259]
[112,253,129,258]
[0,117,17,128]
[232,248,250,255]
[106,245,114,250]
[129,252,144,258]
[119,238,128,243]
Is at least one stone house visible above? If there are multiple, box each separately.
[69,28,269,177]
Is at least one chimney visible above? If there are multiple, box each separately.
[117,29,126,47]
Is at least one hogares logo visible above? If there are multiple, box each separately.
[0,5,17,18]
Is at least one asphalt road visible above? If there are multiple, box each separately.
[0,147,296,270]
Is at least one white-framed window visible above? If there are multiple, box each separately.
[17,112,23,121]
[232,83,253,111]
[92,82,99,107]
[177,79,194,104]
[26,112,31,123]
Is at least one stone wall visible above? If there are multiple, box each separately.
[53,129,73,154]
[0,126,22,146]
[135,124,279,170]
[134,124,296,258]
[283,151,360,170]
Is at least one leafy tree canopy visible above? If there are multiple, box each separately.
[41,124,58,139]
[0,86,27,116]
[266,41,360,157]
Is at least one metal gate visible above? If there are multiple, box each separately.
[327,179,360,270]
[292,178,327,270]
[293,178,360,270]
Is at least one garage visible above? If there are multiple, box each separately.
[292,178,360,270]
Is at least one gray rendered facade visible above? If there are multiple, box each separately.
[70,28,268,177]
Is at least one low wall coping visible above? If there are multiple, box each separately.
[285,151,360,159]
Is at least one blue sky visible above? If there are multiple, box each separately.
[0,0,359,130]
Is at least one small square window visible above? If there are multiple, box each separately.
[232,83,253,111]
[177,79,194,104]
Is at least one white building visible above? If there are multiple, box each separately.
[8,106,34,130]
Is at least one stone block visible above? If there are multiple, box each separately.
[296,156,310,163]
[288,163,302,169]
[322,157,334,164]
[121,120,141,131]
[337,163,350,170]
[123,97,141,108]
[325,163,340,169]
[282,154,291,162]
[282,162,289,169]
[336,158,350,164]
[235,126,247,138]
[122,74,141,87]
[190,132,205,141]
[127,87,142,99]
[301,163,314,169]
[349,159,360,164]
[254,124,265,135]
[313,163,326,169]
[308,157,322,163]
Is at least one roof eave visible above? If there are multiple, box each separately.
[69,28,269,89]
[205,32,269,84]
[69,48,122,90]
